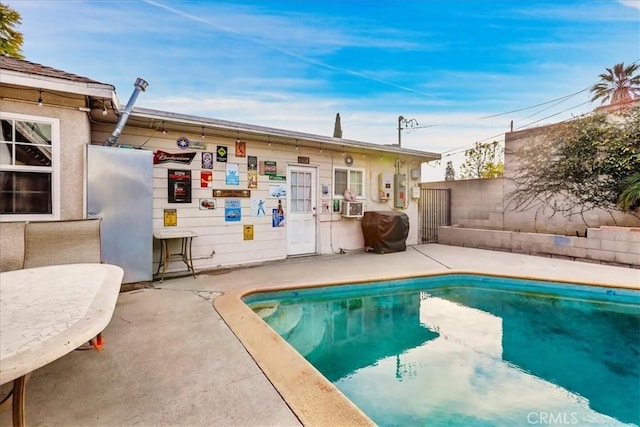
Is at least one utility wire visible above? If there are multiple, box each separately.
[516,93,579,122]
[478,57,639,121]
[514,100,592,130]
[478,87,590,119]
[440,100,595,159]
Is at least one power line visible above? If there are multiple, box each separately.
[514,101,592,131]
[478,87,590,120]
[478,57,640,121]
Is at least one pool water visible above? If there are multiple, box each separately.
[245,275,640,427]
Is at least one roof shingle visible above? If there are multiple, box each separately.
[0,55,113,88]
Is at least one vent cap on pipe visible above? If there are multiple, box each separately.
[105,78,148,146]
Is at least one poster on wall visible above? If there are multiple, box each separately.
[248,156,257,171]
[216,146,228,162]
[199,199,216,210]
[243,224,254,240]
[168,169,192,203]
[226,163,239,185]
[164,209,177,226]
[262,161,277,176]
[251,197,266,217]
[225,199,241,222]
[248,171,258,189]
[272,207,285,227]
[201,171,213,188]
[201,152,213,169]
[268,183,286,198]
[235,140,246,157]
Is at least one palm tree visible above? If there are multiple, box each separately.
[618,173,640,212]
[590,62,640,105]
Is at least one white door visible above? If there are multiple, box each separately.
[286,165,317,256]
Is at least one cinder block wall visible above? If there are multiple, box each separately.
[422,177,640,235]
[438,225,640,268]
[422,178,505,229]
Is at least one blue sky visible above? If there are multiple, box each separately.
[6,0,640,180]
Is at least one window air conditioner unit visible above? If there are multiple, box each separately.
[341,201,364,218]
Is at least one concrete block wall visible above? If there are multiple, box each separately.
[437,225,640,268]
[422,178,505,230]
[422,178,640,235]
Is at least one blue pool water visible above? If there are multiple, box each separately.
[245,274,640,427]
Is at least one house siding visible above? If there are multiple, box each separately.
[0,99,91,271]
[91,123,422,275]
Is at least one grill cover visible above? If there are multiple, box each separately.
[361,211,410,254]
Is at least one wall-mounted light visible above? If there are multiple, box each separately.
[268,136,272,146]
[295,139,299,150]
[160,120,167,135]
[37,89,43,107]
[201,125,206,139]
[102,100,108,116]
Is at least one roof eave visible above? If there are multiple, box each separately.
[130,107,441,162]
[0,69,115,99]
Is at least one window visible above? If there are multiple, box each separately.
[0,113,60,220]
[333,167,365,199]
[290,170,312,213]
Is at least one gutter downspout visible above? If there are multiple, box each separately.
[105,78,149,146]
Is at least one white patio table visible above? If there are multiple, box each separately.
[0,263,124,427]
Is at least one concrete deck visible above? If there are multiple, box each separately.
[1,244,638,427]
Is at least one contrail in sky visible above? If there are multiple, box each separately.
[141,0,436,99]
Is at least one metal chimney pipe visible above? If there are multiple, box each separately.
[105,78,149,146]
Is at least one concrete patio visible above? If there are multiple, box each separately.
[1,244,638,427]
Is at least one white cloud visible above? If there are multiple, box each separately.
[619,0,640,9]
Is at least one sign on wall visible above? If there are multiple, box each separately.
[226,163,239,185]
[201,171,213,188]
[225,199,241,222]
[251,197,266,216]
[268,183,286,198]
[201,152,213,169]
[199,199,216,210]
[168,169,192,203]
[216,146,228,162]
[236,140,246,157]
[154,150,196,165]
[243,224,254,240]
[164,209,177,226]
[259,161,277,175]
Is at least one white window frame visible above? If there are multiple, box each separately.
[0,112,60,222]
[332,166,366,200]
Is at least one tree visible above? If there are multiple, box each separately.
[618,173,640,212]
[0,2,24,59]
[444,161,455,181]
[459,141,504,179]
[590,62,640,105]
[333,113,342,138]
[507,107,640,221]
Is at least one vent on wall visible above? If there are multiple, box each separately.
[341,201,364,218]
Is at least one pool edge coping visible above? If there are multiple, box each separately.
[213,269,639,426]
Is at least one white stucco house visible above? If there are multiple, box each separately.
[0,56,440,280]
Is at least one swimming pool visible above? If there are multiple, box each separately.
[242,274,640,426]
